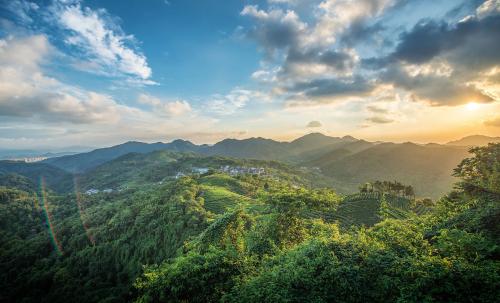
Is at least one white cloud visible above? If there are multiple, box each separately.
[138,94,192,117]
[205,89,272,115]
[0,35,129,124]
[476,0,500,20]
[306,0,394,47]
[51,1,152,81]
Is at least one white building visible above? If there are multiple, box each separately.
[192,167,209,174]
[85,189,99,195]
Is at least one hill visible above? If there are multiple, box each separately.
[447,135,500,146]
[204,137,289,160]
[315,142,470,198]
[41,134,360,173]
[77,150,333,192]
[43,139,206,173]
[0,160,72,192]
[1,143,499,302]
[38,133,482,197]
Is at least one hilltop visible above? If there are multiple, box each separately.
[446,135,500,147]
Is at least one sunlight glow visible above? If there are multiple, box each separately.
[465,102,479,111]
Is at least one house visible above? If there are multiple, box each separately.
[175,172,186,179]
[192,167,209,174]
[85,189,99,195]
[102,189,113,193]
[219,165,265,176]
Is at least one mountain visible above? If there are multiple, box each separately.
[42,134,359,172]
[300,139,375,166]
[447,135,500,146]
[288,133,355,153]
[0,160,73,192]
[43,140,207,173]
[77,150,331,191]
[35,133,479,197]
[203,137,289,160]
[315,142,470,198]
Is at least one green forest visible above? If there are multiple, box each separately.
[1,144,499,302]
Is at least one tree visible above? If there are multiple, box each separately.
[453,143,500,194]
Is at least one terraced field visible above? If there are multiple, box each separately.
[324,192,430,227]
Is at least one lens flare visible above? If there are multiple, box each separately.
[39,176,63,255]
[73,176,96,245]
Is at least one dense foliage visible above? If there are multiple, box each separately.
[0,144,498,302]
[135,144,500,303]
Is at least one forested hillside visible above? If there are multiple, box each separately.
[0,143,499,302]
[134,143,500,302]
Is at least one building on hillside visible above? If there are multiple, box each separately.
[192,167,209,174]
[102,188,113,193]
[219,165,265,176]
[85,189,99,195]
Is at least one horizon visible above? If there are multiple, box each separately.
[1,0,499,149]
[0,132,498,153]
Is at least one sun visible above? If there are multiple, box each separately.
[465,102,479,111]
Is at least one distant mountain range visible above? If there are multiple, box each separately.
[446,135,500,147]
[2,133,498,198]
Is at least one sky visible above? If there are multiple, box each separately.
[0,0,499,149]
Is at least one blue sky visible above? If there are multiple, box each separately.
[0,0,499,149]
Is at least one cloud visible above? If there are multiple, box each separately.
[380,64,494,106]
[3,0,40,25]
[367,105,388,113]
[390,15,500,69]
[243,1,500,109]
[205,89,270,115]
[484,115,500,127]
[240,1,395,104]
[306,120,322,127]
[50,1,153,82]
[365,116,394,124]
[0,35,129,124]
[305,0,395,48]
[476,0,500,20]
[138,94,192,117]
[289,75,374,98]
[240,5,306,57]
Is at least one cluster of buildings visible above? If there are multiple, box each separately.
[9,156,48,163]
[219,165,266,176]
[174,167,210,179]
[172,166,267,179]
[85,188,114,195]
